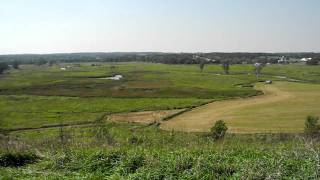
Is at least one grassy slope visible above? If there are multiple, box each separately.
[1,123,319,179]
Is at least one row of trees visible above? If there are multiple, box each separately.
[0,63,9,74]
[199,61,263,77]
[0,61,20,74]
[306,58,320,65]
[1,52,320,65]
[198,61,229,74]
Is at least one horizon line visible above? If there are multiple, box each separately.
[1,51,319,56]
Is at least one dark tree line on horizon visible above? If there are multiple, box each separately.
[0,52,319,66]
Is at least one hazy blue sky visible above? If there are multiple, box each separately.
[1,0,320,54]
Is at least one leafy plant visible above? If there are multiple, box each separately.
[210,120,228,140]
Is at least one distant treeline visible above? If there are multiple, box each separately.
[0,52,319,65]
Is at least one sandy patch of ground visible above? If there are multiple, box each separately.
[105,109,186,125]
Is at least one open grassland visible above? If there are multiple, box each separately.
[0,62,261,131]
[263,64,320,83]
[0,63,261,98]
[0,63,319,132]
[1,63,319,98]
[161,81,320,133]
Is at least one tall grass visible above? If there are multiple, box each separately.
[1,123,320,179]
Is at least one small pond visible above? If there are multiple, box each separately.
[98,75,123,80]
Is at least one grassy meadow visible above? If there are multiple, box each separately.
[0,62,262,131]
[1,62,320,179]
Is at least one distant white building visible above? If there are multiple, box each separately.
[192,54,216,62]
[300,58,312,62]
[254,63,261,67]
[278,56,288,64]
[265,80,272,84]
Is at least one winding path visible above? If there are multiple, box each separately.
[160,82,293,133]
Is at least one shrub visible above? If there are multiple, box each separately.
[128,135,143,145]
[0,152,38,167]
[94,124,114,145]
[120,152,145,175]
[0,62,9,74]
[51,154,72,170]
[304,116,320,137]
[210,120,228,140]
[81,151,125,173]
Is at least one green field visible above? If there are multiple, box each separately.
[0,95,209,130]
[0,63,319,131]
[1,62,320,179]
[0,63,260,98]
[0,62,260,131]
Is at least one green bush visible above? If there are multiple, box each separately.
[128,135,143,145]
[119,152,145,175]
[85,151,124,173]
[210,120,228,140]
[304,116,320,136]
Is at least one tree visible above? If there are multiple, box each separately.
[306,58,319,65]
[210,120,228,140]
[305,116,320,137]
[199,61,205,72]
[222,61,230,74]
[48,60,56,66]
[36,59,47,66]
[12,61,20,69]
[0,62,9,74]
[254,63,264,77]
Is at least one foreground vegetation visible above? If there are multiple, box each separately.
[1,122,320,179]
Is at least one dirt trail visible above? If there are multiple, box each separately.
[160,83,293,132]
[106,109,186,125]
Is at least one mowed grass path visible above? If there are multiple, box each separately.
[161,81,320,133]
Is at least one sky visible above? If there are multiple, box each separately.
[1,0,320,54]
